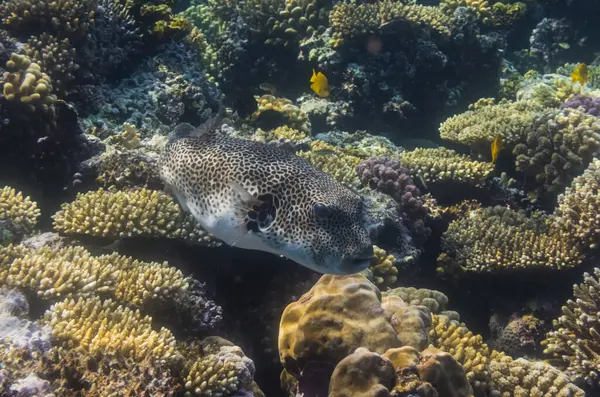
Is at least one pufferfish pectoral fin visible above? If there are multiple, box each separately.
[225,182,265,247]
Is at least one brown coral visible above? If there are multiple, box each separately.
[2,53,56,113]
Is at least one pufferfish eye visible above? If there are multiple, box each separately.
[313,203,332,219]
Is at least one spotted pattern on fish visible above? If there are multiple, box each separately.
[159,128,374,274]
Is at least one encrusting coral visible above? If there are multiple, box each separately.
[0,187,40,235]
[542,267,600,386]
[53,187,219,246]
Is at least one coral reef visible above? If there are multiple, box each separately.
[400,147,494,187]
[561,94,600,117]
[53,188,219,246]
[383,287,450,315]
[298,140,362,188]
[2,53,56,114]
[251,95,311,134]
[367,245,399,290]
[543,268,600,386]
[438,206,581,274]
[0,187,40,236]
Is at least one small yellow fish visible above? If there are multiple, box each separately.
[310,69,330,97]
[491,135,502,164]
[570,63,589,86]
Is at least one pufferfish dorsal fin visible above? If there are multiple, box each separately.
[167,105,225,145]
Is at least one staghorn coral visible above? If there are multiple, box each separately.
[2,53,57,114]
[43,296,178,362]
[488,351,584,397]
[439,99,545,154]
[251,95,311,134]
[20,34,78,94]
[53,188,219,246]
[400,147,494,187]
[0,0,97,37]
[551,158,600,251]
[298,140,362,188]
[438,206,581,274]
[512,108,600,198]
[0,187,40,235]
[542,268,600,386]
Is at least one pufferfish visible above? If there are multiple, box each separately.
[158,119,375,274]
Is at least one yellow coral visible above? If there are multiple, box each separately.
[298,140,362,187]
[105,122,142,150]
[438,206,581,274]
[400,147,494,186]
[551,158,600,251]
[2,53,56,113]
[53,188,218,246]
[43,296,178,362]
[251,95,311,133]
[368,245,398,289]
[252,125,308,144]
[0,186,40,234]
[383,286,449,314]
[542,268,600,386]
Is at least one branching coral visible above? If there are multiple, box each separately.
[2,53,57,114]
[185,337,257,396]
[439,99,545,154]
[543,268,600,385]
[251,95,311,134]
[367,245,399,290]
[0,187,40,235]
[330,0,451,48]
[561,94,600,117]
[438,206,581,274]
[53,188,219,246]
[298,140,361,187]
[0,0,97,37]
[512,108,600,197]
[43,296,178,362]
[20,34,79,94]
[400,147,494,186]
[551,158,600,252]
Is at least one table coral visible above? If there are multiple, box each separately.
[438,206,581,274]
[542,268,600,386]
[53,187,219,246]
[399,147,494,186]
[43,296,178,362]
[551,158,600,251]
[439,99,544,154]
[0,187,40,235]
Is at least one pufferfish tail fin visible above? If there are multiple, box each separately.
[167,104,225,145]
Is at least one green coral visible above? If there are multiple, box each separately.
[298,140,361,187]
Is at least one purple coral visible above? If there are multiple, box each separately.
[561,94,600,117]
[357,157,429,243]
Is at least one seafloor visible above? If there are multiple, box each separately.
[1,0,600,396]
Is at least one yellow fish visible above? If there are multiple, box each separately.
[310,69,330,97]
[491,135,502,164]
[570,63,589,86]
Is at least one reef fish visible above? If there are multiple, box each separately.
[310,69,330,97]
[159,122,375,274]
[491,135,502,164]
[490,135,502,164]
[570,63,589,86]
